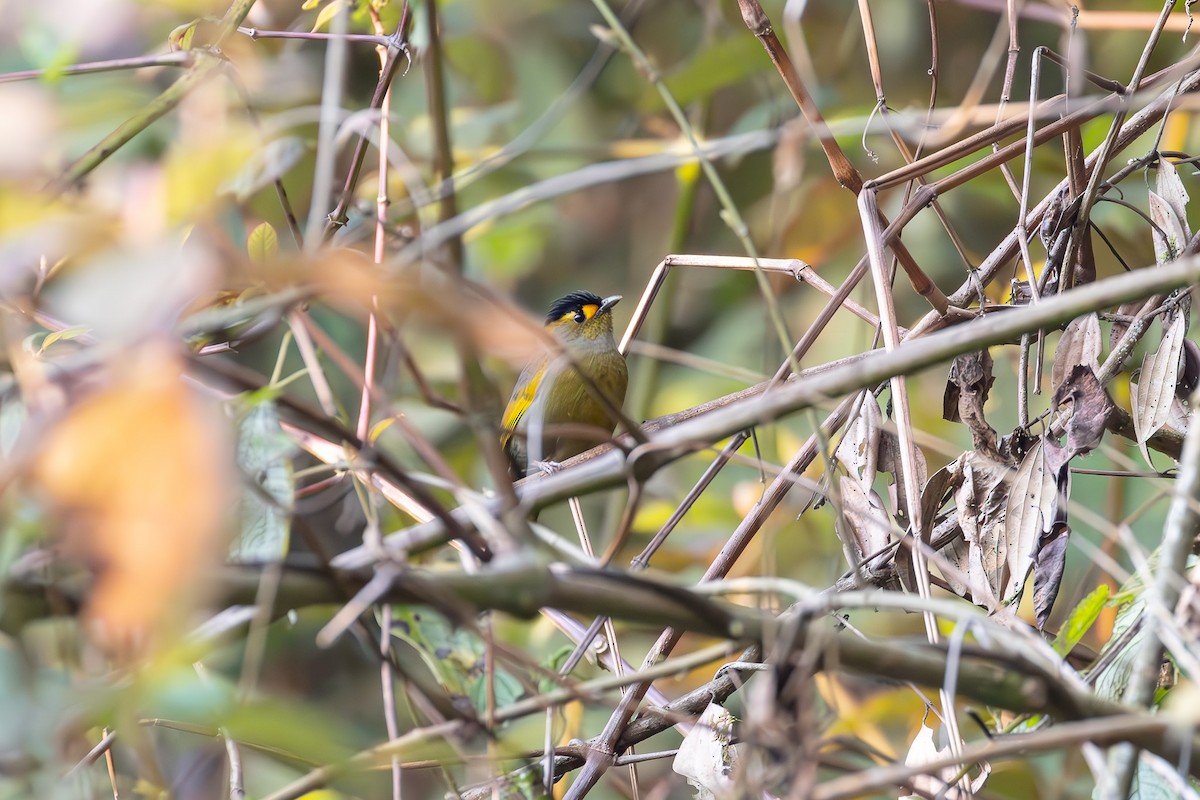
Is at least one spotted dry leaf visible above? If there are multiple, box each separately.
[837,475,893,565]
[952,453,1009,606]
[1002,441,1056,604]
[835,395,882,490]
[1132,312,1186,466]
[1033,521,1071,630]
[943,351,998,455]
[877,429,927,531]
[1052,365,1114,456]
[1150,156,1191,265]
[1051,313,1101,394]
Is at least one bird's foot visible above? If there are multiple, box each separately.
[530,460,562,476]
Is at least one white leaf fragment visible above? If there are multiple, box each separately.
[673,702,739,799]
[899,722,992,800]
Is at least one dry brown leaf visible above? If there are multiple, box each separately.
[943,351,998,455]
[1052,365,1114,456]
[1152,156,1191,265]
[1150,190,1186,263]
[33,344,231,651]
[1033,522,1070,630]
[1150,164,1189,265]
[1109,300,1146,355]
[837,475,893,563]
[919,461,958,533]
[1050,313,1101,393]
[940,535,971,598]
[1156,157,1191,222]
[1027,436,1075,628]
[877,429,927,530]
[835,395,881,489]
[952,453,1009,605]
[1003,442,1056,604]
[1133,312,1186,465]
[1178,339,1200,399]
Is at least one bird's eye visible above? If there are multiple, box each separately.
[573,311,586,323]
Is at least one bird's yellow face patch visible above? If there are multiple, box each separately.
[556,304,599,324]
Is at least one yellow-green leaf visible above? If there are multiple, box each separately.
[39,325,90,354]
[246,222,279,264]
[1053,583,1109,655]
[311,0,348,32]
[368,416,395,443]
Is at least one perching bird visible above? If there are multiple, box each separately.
[500,291,629,477]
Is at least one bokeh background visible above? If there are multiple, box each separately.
[1,0,1196,797]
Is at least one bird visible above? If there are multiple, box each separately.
[501,291,629,477]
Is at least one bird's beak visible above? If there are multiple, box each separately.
[599,295,622,314]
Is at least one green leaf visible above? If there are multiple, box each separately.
[470,667,524,711]
[1053,584,1109,656]
[246,221,279,264]
[1092,755,1196,800]
[390,608,526,714]
[1093,554,1196,700]
[224,697,364,765]
[391,608,475,697]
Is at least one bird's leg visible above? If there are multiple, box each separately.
[530,459,562,475]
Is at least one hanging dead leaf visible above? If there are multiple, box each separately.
[922,462,979,597]
[940,535,971,598]
[1149,187,1189,265]
[1003,441,1056,604]
[1110,300,1147,355]
[32,344,231,652]
[1033,522,1071,630]
[1042,437,1072,533]
[900,721,992,799]
[943,351,998,455]
[1132,312,1186,465]
[837,475,893,563]
[919,461,958,532]
[877,430,927,530]
[1051,313,1101,393]
[1052,365,1114,456]
[1154,156,1191,248]
[835,395,881,489]
[1039,189,1068,251]
[953,453,1009,605]
[1178,339,1200,399]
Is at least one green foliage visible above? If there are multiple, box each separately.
[1054,583,1109,657]
[390,608,526,714]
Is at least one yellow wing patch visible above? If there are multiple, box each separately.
[500,364,544,447]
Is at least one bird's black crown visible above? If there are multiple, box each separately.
[545,290,605,324]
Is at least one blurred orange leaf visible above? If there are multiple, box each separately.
[33,344,230,650]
